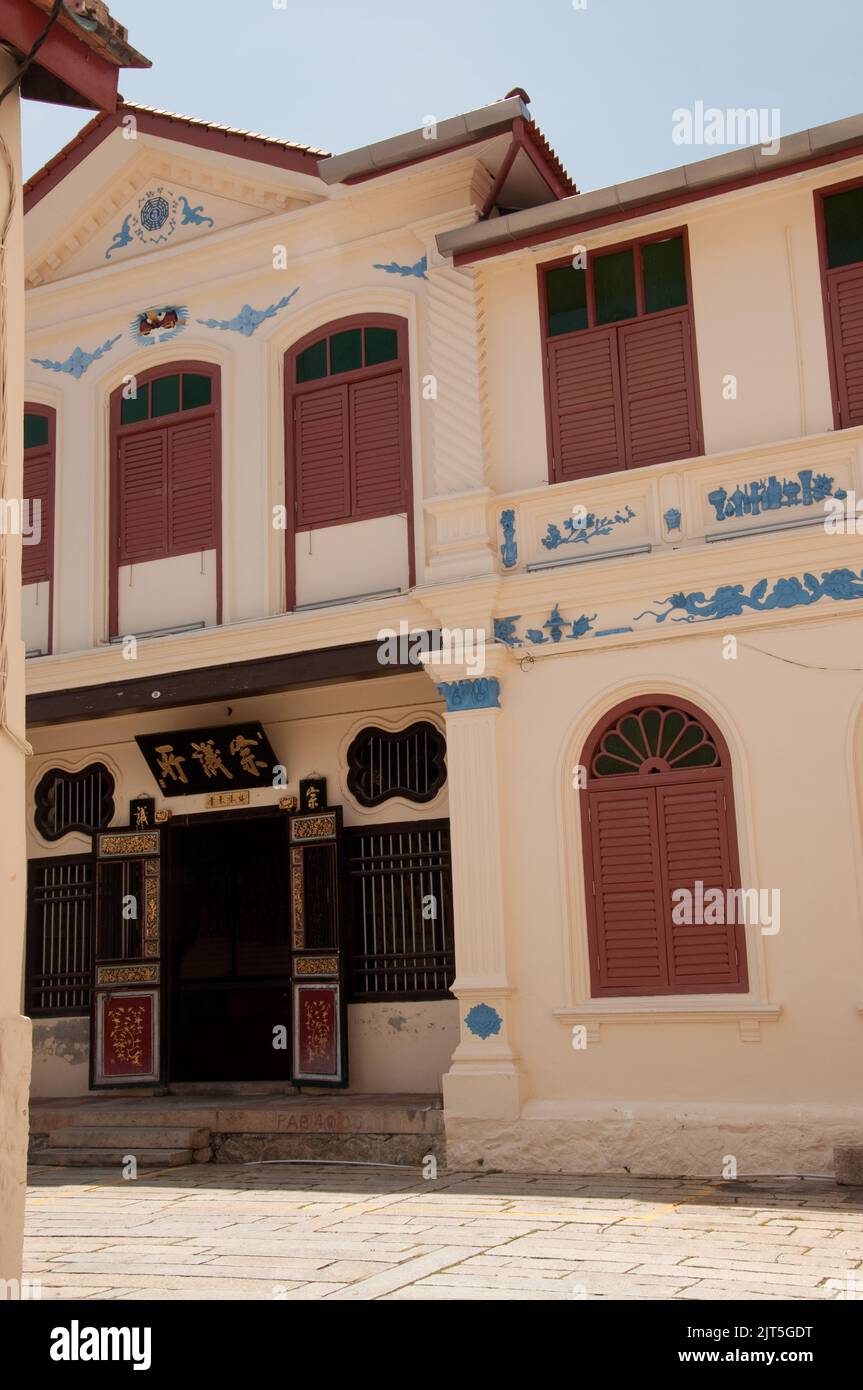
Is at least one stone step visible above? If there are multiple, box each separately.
[48,1126,210,1150]
[32,1097,443,1137]
[212,1130,443,1166]
[166,1082,299,1096]
[34,1148,203,1169]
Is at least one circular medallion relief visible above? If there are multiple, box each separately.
[140,195,170,232]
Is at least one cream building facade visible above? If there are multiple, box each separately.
[21,92,863,1176]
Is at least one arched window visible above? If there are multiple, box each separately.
[580,696,747,997]
[109,362,221,636]
[283,315,414,608]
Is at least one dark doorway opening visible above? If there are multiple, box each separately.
[168,816,291,1081]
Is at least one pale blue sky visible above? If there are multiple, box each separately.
[21,0,863,191]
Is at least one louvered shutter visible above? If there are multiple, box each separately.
[350,372,406,516]
[294,384,351,528]
[547,327,626,481]
[587,786,668,993]
[22,449,52,583]
[656,781,745,991]
[168,416,217,553]
[828,264,863,427]
[117,428,167,562]
[618,309,700,468]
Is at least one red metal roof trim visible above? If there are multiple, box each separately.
[23,101,331,211]
[521,120,578,197]
[335,115,575,197]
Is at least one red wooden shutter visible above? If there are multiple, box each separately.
[294,384,351,528]
[618,309,700,468]
[22,449,52,584]
[547,327,626,481]
[587,786,668,994]
[117,428,167,562]
[350,372,406,516]
[828,264,863,427]
[168,416,217,553]
[656,781,745,991]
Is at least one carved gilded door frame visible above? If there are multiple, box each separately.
[289,808,349,1087]
[90,825,163,1089]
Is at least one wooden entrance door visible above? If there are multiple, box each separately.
[91,826,163,1088]
[288,808,349,1086]
[167,815,292,1082]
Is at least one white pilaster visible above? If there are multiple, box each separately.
[432,652,523,1120]
[413,213,497,583]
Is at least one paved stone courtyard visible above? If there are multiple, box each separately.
[24,1163,863,1300]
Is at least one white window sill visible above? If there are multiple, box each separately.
[554,999,782,1043]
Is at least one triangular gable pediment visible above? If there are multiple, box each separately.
[25,110,329,287]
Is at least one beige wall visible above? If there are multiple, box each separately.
[31,1003,459,1098]
[0,53,32,1285]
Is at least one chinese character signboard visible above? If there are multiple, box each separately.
[299,776,327,812]
[135,723,281,796]
[129,796,156,829]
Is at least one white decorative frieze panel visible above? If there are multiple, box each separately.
[685,435,863,543]
[490,429,863,588]
[492,473,660,575]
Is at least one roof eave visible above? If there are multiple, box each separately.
[438,113,863,265]
[316,96,530,185]
[2,0,149,112]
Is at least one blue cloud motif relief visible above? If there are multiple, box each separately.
[178,196,214,228]
[105,189,215,260]
[197,289,299,338]
[373,256,428,280]
[32,335,122,379]
[106,216,134,259]
[465,1003,502,1040]
[635,568,863,624]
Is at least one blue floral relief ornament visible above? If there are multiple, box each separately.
[465,1003,502,1040]
[541,505,636,550]
[197,289,299,338]
[32,335,122,379]
[372,256,428,280]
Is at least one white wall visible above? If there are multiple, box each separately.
[295,515,410,607]
[22,582,49,654]
[117,550,217,636]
